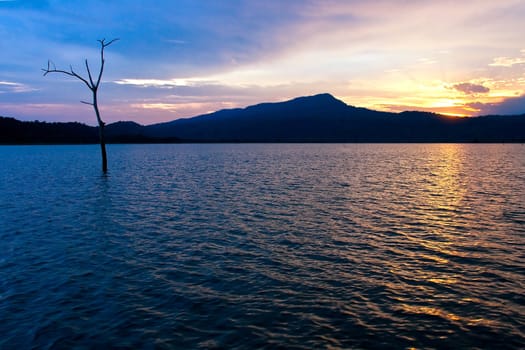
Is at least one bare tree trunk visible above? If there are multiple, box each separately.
[92,93,108,173]
[99,124,108,174]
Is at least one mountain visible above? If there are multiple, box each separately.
[143,93,525,142]
[1,93,525,143]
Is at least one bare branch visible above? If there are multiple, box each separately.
[101,38,119,47]
[95,38,119,87]
[81,100,94,106]
[42,60,58,76]
[85,59,95,87]
[69,68,92,90]
[42,61,93,90]
[43,66,76,78]
[42,39,118,89]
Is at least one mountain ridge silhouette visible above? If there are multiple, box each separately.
[2,93,525,143]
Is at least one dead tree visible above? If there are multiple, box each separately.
[43,38,119,173]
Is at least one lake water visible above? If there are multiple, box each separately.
[1,143,524,349]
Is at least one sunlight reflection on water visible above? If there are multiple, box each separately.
[0,144,524,349]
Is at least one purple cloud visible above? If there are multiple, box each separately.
[471,94,525,116]
[452,82,490,94]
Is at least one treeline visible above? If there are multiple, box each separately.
[2,93,525,144]
[0,117,98,144]
[0,117,179,144]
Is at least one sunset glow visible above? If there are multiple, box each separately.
[1,0,524,124]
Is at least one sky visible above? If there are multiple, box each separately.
[1,0,525,125]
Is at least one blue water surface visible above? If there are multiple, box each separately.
[1,144,524,349]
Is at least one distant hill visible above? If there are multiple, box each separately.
[0,117,98,144]
[104,121,181,143]
[1,93,525,143]
[0,117,179,144]
[143,93,525,142]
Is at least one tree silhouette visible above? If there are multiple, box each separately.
[43,38,119,173]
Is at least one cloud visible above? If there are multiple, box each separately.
[114,78,207,88]
[164,39,187,45]
[489,49,525,67]
[3,0,525,125]
[489,57,525,67]
[469,94,525,115]
[451,82,490,94]
[379,103,473,117]
[131,101,237,116]
[0,81,35,93]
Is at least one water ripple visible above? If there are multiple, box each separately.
[1,144,524,349]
